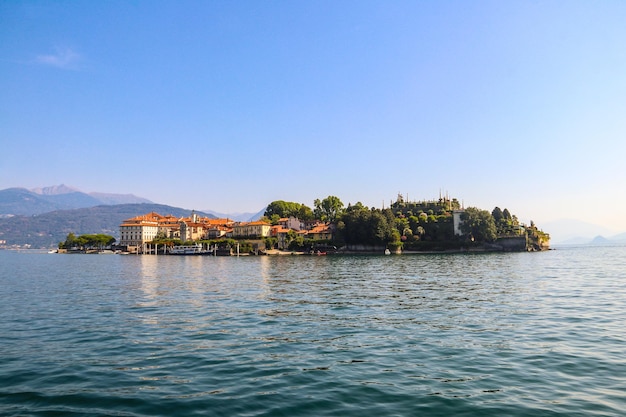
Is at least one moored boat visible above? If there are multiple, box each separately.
[168,244,212,255]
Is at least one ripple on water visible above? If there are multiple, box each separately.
[1,248,625,416]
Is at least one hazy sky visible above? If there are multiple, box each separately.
[1,1,625,232]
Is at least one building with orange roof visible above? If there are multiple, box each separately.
[306,223,333,241]
[277,216,304,231]
[119,211,235,248]
[270,225,292,249]
[119,212,161,247]
[233,221,271,238]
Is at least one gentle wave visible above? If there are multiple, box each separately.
[1,247,625,416]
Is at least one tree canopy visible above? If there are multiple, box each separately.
[59,233,116,250]
[264,200,314,222]
[460,207,497,243]
[314,196,344,223]
[336,204,401,247]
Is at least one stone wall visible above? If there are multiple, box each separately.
[495,236,527,251]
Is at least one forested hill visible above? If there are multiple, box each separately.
[0,187,152,216]
[0,204,214,248]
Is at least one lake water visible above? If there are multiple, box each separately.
[1,246,625,416]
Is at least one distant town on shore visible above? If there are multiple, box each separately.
[55,194,550,256]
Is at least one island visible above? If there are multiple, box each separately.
[57,194,549,255]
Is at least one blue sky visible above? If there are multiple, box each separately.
[1,1,625,233]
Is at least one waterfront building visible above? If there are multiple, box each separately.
[232,221,271,238]
[270,225,291,249]
[278,217,304,231]
[307,223,333,240]
[119,211,235,249]
[119,212,161,247]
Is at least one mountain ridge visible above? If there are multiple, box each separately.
[540,218,623,244]
[0,203,214,248]
[0,186,152,216]
[203,208,266,222]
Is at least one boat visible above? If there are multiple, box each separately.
[308,245,337,255]
[168,244,212,255]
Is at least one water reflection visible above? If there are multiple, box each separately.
[139,255,160,306]
[3,247,626,416]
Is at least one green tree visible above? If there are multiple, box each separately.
[265,200,313,220]
[492,207,503,222]
[314,196,344,223]
[297,205,315,221]
[395,217,410,237]
[460,207,497,242]
[59,232,78,249]
[337,205,400,247]
[59,233,115,250]
[263,237,278,250]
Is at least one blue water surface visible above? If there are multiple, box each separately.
[1,246,625,416]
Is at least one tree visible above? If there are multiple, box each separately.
[395,217,410,237]
[59,232,78,249]
[492,207,503,222]
[297,205,314,221]
[314,196,344,223]
[59,233,115,250]
[337,205,400,247]
[264,200,313,220]
[460,207,497,243]
[263,237,277,250]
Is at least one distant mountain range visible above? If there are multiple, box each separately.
[0,185,267,248]
[541,218,626,246]
[0,203,215,248]
[8,185,622,249]
[203,208,265,222]
[0,185,152,216]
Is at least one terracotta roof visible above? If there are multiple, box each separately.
[237,221,270,227]
[121,212,238,229]
[308,223,332,233]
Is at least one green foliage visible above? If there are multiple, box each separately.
[59,233,116,250]
[238,241,254,253]
[264,200,313,221]
[492,207,503,222]
[287,234,306,250]
[337,204,401,246]
[314,196,344,223]
[390,197,460,216]
[460,207,497,243]
[492,207,523,236]
[263,237,278,250]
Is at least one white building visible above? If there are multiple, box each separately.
[119,212,161,247]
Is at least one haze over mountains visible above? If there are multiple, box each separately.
[0,185,266,220]
[1,185,624,248]
[202,209,265,223]
[540,219,626,246]
[0,185,152,216]
[0,185,265,248]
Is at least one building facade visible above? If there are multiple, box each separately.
[232,221,271,238]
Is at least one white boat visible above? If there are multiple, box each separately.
[168,244,211,255]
